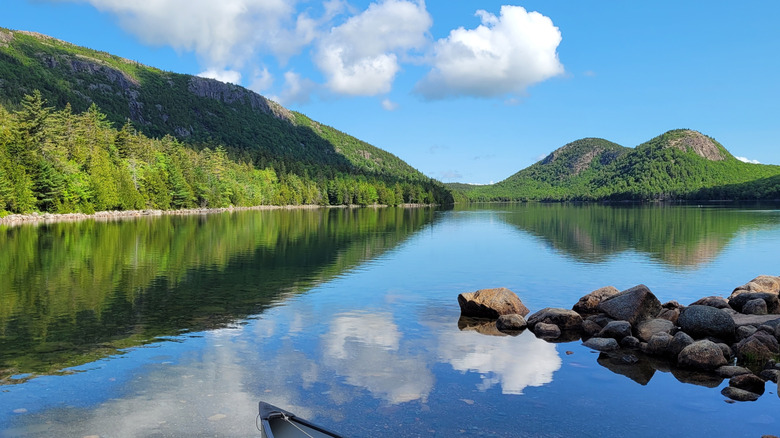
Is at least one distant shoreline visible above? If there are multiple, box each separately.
[0,203,435,227]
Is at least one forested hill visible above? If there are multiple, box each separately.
[0,28,452,214]
[460,129,780,201]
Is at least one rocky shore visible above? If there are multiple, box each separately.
[458,277,780,403]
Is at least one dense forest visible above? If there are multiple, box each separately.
[459,131,780,202]
[0,92,449,215]
[0,28,452,215]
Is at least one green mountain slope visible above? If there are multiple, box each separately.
[461,129,780,201]
[0,28,452,212]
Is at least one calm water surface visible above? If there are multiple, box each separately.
[1,204,780,437]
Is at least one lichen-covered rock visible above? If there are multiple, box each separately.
[583,337,620,352]
[732,275,780,295]
[677,305,735,341]
[496,314,527,332]
[743,298,768,315]
[690,296,730,309]
[527,307,583,331]
[572,286,620,315]
[597,320,632,340]
[597,284,662,326]
[637,318,676,342]
[736,325,758,341]
[533,322,561,339]
[678,340,727,370]
[458,288,530,319]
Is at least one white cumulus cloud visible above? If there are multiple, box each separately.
[736,156,760,164]
[197,69,242,85]
[416,5,564,99]
[315,0,432,96]
[381,98,399,111]
[271,70,317,105]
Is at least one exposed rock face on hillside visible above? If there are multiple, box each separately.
[187,76,292,122]
[539,138,627,176]
[666,130,726,161]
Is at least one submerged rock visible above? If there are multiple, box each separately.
[597,284,661,326]
[458,287,530,319]
[721,386,760,402]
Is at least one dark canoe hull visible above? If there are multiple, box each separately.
[258,402,344,438]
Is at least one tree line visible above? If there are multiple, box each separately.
[0,92,448,215]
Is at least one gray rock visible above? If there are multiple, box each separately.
[669,331,694,357]
[743,298,768,315]
[458,288,530,319]
[758,324,775,334]
[734,331,779,364]
[715,365,752,378]
[657,308,680,324]
[691,296,730,309]
[583,337,620,352]
[597,320,632,340]
[721,386,760,402]
[643,332,674,356]
[582,319,603,337]
[533,322,561,339]
[597,284,662,326]
[729,292,779,314]
[527,307,583,331]
[585,314,614,328]
[678,305,736,341]
[729,374,766,395]
[731,313,780,329]
[759,369,780,383]
[572,286,620,315]
[678,340,727,370]
[736,325,758,341]
[717,343,733,360]
[637,318,676,342]
[496,314,527,332]
[620,336,641,349]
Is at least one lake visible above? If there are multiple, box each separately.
[1,203,779,437]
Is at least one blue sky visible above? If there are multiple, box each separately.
[2,1,779,184]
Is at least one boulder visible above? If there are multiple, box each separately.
[582,319,604,337]
[669,331,694,357]
[585,314,614,328]
[597,284,662,326]
[743,298,768,315]
[620,336,641,349]
[715,365,751,378]
[690,296,730,309]
[677,305,735,341]
[527,308,583,331]
[732,275,780,295]
[573,286,620,315]
[717,343,733,360]
[597,320,632,340]
[760,369,780,383]
[729,292,779,314]
[721,386,760,402]
[583,337,619,352]
[458,288,530,319]
[730,374,766,395]
[734,334,778,364]
[496,314,527,332]
[657,308,680,324]
[678,340,727,370]
[736,325,758,341]
[533,322,561,339]
[637,318,676,342]
[643,332,674,356]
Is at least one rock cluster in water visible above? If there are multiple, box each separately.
[457,276,780,403]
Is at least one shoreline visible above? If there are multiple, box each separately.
[0,203,436,227]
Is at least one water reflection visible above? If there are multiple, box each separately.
[438,319,561,395]
[0,207,436,383]
[488,203,780,267]
[323,312,434,404]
